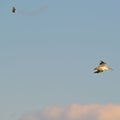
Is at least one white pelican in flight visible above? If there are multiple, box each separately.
[12,7,16,13]
[94,61,112,73]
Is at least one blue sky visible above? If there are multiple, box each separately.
[1,0,120,120]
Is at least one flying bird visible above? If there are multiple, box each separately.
[12,7,16,13]
[94,61,112,73]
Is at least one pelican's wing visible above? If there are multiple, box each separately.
[99,61,106,65]
[94,70,103,73]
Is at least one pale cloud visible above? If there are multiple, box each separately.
[19,104,120,120]
[98,104,120,120]
[42,106,64,119]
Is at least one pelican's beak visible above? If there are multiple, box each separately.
[109,67,113,70]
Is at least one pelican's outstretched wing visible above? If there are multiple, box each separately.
[99,61,106,65]
[94,70,103,73]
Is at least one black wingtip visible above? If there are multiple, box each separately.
[94,71,100,73]
[99,61,106,65]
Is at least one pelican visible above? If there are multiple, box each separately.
[12,7,16,13]
[94,61,112,73]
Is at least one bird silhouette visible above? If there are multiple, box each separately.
[94,61,112,73]
[12,7,16,13]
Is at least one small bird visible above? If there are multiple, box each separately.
[94,61,112,73]
[12,7,16,13]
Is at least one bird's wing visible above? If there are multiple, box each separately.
[94,70,103,73]
[99,61,106,65]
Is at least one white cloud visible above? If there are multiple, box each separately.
[19,104,120,120]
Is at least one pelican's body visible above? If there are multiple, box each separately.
[94,61,112,73]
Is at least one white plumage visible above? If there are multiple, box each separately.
[94,61,112,73]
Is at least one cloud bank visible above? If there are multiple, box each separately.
[19,104,120,120]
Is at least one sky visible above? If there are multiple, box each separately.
[1,0,120,120]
